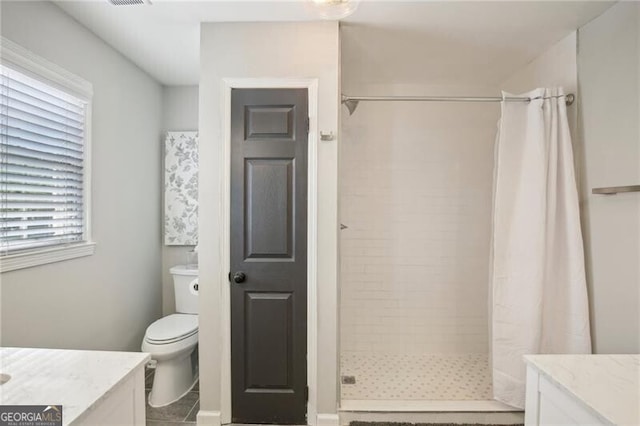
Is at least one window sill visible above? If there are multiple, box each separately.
[0,242,96,273]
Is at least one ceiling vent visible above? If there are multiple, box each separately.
[107,0,151,5]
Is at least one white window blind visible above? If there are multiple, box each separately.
[1,63,88,254]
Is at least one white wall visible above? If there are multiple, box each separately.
[339,82,498,355]
[0,1,163,351]
[198,22,339,422]
[502,32,579,170]
[577,2,640,353]
[161,85,199,315]
[502,32,577,94]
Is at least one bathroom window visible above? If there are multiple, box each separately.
[0,39,94,272]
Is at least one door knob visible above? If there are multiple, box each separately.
[233,271,246,283]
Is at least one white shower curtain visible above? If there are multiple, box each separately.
[491,88,592,409]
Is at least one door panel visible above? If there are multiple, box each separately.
[245,105,295,140]
[244,158,294,259]
[244,292,293,389]
[230,88,308,424]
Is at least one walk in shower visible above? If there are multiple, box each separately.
[338,22,588,415]
[339,92,503,411]
[338,90,582,414]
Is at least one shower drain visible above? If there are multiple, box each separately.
[341,375,356,385]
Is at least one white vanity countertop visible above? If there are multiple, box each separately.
[0,347,150,425]
[525,354,640,425]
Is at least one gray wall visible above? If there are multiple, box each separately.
[577,2,640,353]
[0,1,163,351]
[161,85,199,315]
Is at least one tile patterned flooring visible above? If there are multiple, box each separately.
[340,352,492,400]
[145,368,199,426]
[145,353,492,424]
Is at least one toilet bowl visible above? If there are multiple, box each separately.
[142,265,199,407]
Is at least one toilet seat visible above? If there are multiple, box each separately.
[144,314,198,345]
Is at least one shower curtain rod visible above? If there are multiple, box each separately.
[341,93,575,115]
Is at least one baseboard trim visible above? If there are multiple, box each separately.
[197,410,332,426]
[317,413,340,426]
[196,410,221,426]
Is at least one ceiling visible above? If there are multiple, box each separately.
[53,0,615,86]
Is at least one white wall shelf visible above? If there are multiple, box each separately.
[591,184,640,195]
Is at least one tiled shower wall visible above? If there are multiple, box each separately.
[339,90,499,354]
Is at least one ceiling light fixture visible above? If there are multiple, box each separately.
[309,0,359,20]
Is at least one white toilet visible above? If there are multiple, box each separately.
[142,265,199,407]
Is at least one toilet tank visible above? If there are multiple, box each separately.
[171,265,199,314]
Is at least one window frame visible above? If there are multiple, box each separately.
[0,37,95,272]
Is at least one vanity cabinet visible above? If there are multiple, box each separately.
[72,366,146,425]
[0,348,150,426]
[524,355,639,426]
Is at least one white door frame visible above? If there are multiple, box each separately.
[220,78,319,425]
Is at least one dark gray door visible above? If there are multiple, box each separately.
[230,88,308,424]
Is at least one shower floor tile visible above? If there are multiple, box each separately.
[340,352,492,400]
